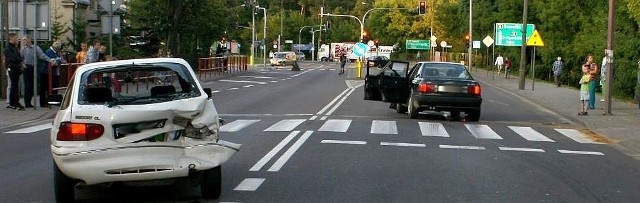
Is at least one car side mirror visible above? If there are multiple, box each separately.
[203,88,212,99]
[48,94,63,106]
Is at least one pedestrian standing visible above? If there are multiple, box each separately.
[416,52,421,61]
[339,52,347,75]
[584,54,599,109]
[20,35,54,108]
[578,64,592,116]
[504,57,512,78]
[495,54,504,74]
[41,41,65,106]
[84,40,101,64]
[552,57,563,87]
[76,42,88,64]
[3,33,25,110]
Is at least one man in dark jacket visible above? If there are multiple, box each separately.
[3,33,25,110]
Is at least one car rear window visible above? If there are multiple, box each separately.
[420,63,472,80]
[78,62,201,106]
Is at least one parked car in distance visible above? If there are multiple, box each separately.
[364,61,482,121]
[49,58,240,202]
[367,55,390,68]
[270,51,297,66]
[295,51,305,61]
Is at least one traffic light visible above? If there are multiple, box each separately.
[464,35,470,48]
[419,1,426,15]
[362,31,369,43]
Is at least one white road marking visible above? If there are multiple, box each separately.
[555,129,602,144]
[239,76,274,79]
[439,145,486,150]
[324,88,356,115]
[318,119,352,132]
[268,131,314,172]
[270,81,278,83]
[498,147,545,152]
[309,116,318,120]
[419,122,449,137]
[220,120,260,132]
[234,178,265,191]
[5,123,51,134]
[320,116,328,120]
[371,120,398,134]
[264,119,306,132]
[380,142,426,147]
[227,88,240,90]
[509,126,555,142]
[557,150,605,156]
[212,90,221,93]
[315,88,350,116]
[219,79,267,85]
[321,140,366,145]
[464,124,503,139]
[243,85,254,88]
[250,131,301,171]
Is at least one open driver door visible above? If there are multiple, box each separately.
[364,61,410,103]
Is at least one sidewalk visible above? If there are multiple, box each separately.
[472,68,640,159]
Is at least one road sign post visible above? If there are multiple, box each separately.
[406,40,431,50]
[526,29,544,91]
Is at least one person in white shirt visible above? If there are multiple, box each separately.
[495,54,504,74]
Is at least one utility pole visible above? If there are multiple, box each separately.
[518,0,528,90]
[468,0,472,69]
[604,0,615,115]
[279,0,283,52]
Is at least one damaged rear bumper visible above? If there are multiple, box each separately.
[52,140,240,185]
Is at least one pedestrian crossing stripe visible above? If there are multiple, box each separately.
[6,118,606,145]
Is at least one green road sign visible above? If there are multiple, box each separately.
[406,39,430,50]
[495,23,535,46]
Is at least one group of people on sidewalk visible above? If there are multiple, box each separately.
[2,32,106,111]
[494,54,512,78]
[495,52,640,116]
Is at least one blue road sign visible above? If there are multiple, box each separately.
[353,42,368,57]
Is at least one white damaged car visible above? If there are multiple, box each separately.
[50,58,239,202]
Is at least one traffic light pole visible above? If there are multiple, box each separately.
[468,0,473,70]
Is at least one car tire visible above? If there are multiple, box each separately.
[200,165,222,199]
[467,109,481,122]
[407,96,418,119]
[450,111,461,121]
[54,162,75,202]
[396,103,407,114]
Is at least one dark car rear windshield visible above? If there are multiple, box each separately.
[420,63,472,80]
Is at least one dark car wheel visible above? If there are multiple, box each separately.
[467,108,481,122]
[396,103,407,114]
[407,96,418,119]
[201,166,222,199]
[54,162,75,202]
[450,111,461,121]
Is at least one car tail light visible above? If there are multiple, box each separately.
[468,83,481,96]
[57,122,105,141]
[418,83,436,93]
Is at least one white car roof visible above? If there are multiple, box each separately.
[76,58,190,73]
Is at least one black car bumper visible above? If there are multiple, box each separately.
[411,94,482,112]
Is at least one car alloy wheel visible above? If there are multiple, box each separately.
[408,96,418,119]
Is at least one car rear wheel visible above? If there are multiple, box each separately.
[467,109,481,122]
[201,166,222,199]
[407,96,418,119]
[450,111,461,121]
[54,162,75,202]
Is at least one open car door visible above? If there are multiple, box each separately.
[364,60,383,101]
[378,61,410,103]
[364,61,410,102]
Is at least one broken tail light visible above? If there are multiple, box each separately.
[57,122,105,141]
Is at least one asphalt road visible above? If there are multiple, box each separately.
[1,61,639,202]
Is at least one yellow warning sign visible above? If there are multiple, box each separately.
[526,29,544,46]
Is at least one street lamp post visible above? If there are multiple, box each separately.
[257,6,267,69]
[299,25,325,61]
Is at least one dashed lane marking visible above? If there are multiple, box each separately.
[234,178,265,191]
[321,140,367,145]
